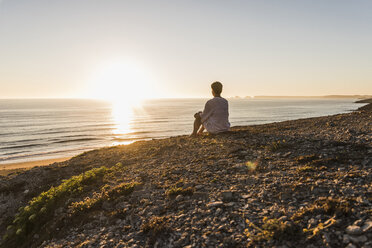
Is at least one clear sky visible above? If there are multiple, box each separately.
[0,0,371,99]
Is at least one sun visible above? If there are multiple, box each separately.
[92,61,152,105]
[90,60,153,136]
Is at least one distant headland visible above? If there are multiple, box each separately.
[229,95,372,99]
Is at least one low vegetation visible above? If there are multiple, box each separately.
[141,216,171,245]
[292,197,352,220]
[245,217,303,245]
[141,216,169,234]
[166,186,194,198]
[266,140,291,152]
[3,166,108,245]
[70,182,139,213]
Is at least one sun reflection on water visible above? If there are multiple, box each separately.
[112,104,133,134]
[110,99,146,145]
[110,100,135,145]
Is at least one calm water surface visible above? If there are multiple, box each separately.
[0,98,364,164]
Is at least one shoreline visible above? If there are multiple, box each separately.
[0,157,71,176]
[0,100,370,175]
[0,101,371,247]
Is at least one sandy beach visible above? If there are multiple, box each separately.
[0,157,71,176]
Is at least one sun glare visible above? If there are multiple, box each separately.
[92,61,152,105]
[91,60,153,136]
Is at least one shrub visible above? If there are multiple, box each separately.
[141,216,171,242]
[292,197,351,220]
[245,217,302,245]
[108,182,138,198]
[70,182,139,214]
[4,166,107,244]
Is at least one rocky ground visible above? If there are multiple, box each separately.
[0,103,371,248]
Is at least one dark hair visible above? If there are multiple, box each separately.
[211,81,223,95]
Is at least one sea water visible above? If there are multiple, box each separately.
[0,98,364,164]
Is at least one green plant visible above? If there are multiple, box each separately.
[245,217,302,244]
[266,140,291,152]
[70,192,105,213]
[108,182,139,198]
[70,182,139,213]
[166,186,194,198]
[246,161,257,171]
[303,218,336,239]
[4,166,107,244]
[141,216,170,236]
[297,165,315,173]
[296,155,318,164]
[292,197,351,220]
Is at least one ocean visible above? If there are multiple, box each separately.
[0,98,364,165]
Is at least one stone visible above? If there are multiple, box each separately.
[346,225,363,235]
[195,185,204,190]
[207,201,223,208]
[221,191,234,202]
[343,235,351,244]
[362,221,372,233]
[215,208,222,215]
[323,233,331,244]
[349,235,368,244]
[354,219,363,226]
[175,195,183,202]
[345,243,357,248]
[102,202,112,211]
[192,192,209,200]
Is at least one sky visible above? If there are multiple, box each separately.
[0,0,371,99]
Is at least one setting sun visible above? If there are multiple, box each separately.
[89,60,153,136]
[91,60,152,106]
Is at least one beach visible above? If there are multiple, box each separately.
[0,158,70,176]
[0,102,371,247]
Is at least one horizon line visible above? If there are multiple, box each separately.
[0,94,371,100]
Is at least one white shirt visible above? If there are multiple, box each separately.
[200,97,230,134]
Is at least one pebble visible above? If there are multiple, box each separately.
[349,235,368,244]
[215,208,222,215]
[195,185,204,190]
[362,221,372,233]
[221,191,234,202]
[345,243,357,248]
[207,201,223,208]
[346,225,363,235]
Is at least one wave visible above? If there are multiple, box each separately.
[0,126,116,137]
[52,138,101,144]
[0,121,114,130]
[0,143,43,150]
[0,145,104,163]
